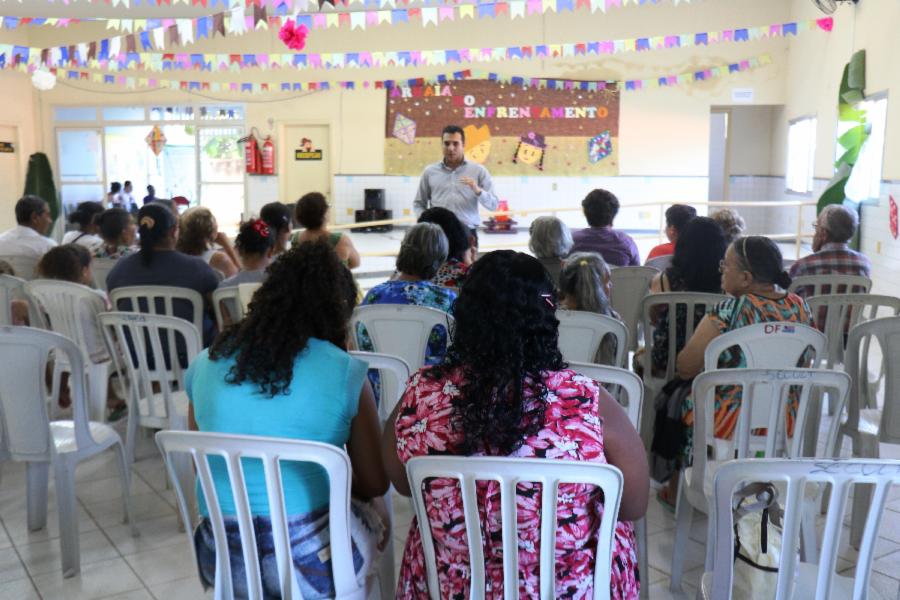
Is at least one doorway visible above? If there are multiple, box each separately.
[0,125,20,231]
[280,124,331,216]
[708,111,729,202]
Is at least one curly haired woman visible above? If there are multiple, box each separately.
[177,206,240,279]
[186,241,388,598]
[382,250,648,599]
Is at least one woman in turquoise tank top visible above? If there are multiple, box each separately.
[185,241,388,598]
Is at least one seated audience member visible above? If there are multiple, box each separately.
[62,201,104,250]
[655,236,812,508]
[789,204,871,297]
[218,219,274,289]
[418,206,474,289]
[260,201,293,256]
[571,188,640,266]
[382,250,647,598]
[142,185,157,206]
[0,195,57,259]
[107,203,220,346]
[292,192,361,269]
[93,208,137,259]
[358,223,456,367]
[528,215,574,287]
[187,242,387,598]
[646,204,697,261]
[177,206,240,279]
[559,251,620,365]
[0,259,29,326]
[709,208,746,246]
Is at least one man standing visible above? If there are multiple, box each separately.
[0,195,57,259]
[789,204,871,297]
[413,125,499,236]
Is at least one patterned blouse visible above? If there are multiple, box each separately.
[92,244,136,260]
[394,367,640,599]
[431,258,468,289]
[680,292,813,461]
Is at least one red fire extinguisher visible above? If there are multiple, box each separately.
[240,129,261,175]
[261,136,276,175]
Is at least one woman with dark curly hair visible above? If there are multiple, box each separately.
[292,192,361,268]
[176,206,240,278]
[186,241,388,598]
[382,250,648,599]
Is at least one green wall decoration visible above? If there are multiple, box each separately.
[23,152,60,229]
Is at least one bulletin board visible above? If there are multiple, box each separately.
[384,79,619,176]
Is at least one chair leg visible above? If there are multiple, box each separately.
[670,474,693,592]
[376,491,396,600]
[26,462,50,531]
[849,437,879,550]
[635,517,649,599]
[113,442,138,535]
[54,461,80,578]
[86,366,108,423]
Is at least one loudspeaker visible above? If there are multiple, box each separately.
[354,209,393,232]
[364,188,385,211]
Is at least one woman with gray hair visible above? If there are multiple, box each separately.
[528,216,574,286]
[358,222,456,366]
[559,252,621,365]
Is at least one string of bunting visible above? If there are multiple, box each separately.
[24,53,771,94]
[12,17,830,73]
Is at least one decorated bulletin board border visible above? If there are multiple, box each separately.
[12,17,829,73]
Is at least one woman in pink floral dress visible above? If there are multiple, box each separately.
[382,250,649,599]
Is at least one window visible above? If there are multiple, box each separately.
[839,95,888,202]
[786,116,817,194]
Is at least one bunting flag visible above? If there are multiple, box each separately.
[12,53,771,95]
[18,17,829,74]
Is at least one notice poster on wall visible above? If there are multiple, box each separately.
[384,79,619,176]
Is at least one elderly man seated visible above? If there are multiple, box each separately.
[0,195,56,260]
[789,204,871,297]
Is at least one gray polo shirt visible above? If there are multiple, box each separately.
[413,160,500,229]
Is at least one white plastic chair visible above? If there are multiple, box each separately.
[702,458,900,600]
[211,286,243,330]
[669,368,851,591]
[351,304,454,373]
[787,273,872,298]
[0,326,135,577]
[406,455,624,600]
[0,254,38,280]
[25,280,115,423]
[91,257,118,292]
[0,273,28,326]
[805,293,900,369]
[156,430,387,600]
[349,351,411,423]
[237,282,262,313]
[556,310,628,367]
[609,266,657,352]
[644,254,672,272]
[109,284,205,338]
[703,322,826,372]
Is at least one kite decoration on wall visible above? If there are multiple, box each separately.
[513,131,546,171]
[463,124,492,164]
[145,125,166,155]
[588,130,613,163]
[392,113,417,145]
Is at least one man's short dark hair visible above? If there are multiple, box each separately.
[665,204,697,234]
[15,195,47,225]
[581,189,620,228]
[442,125,465,144]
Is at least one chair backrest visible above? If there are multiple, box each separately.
[109,285,204,336]
[99,312,201,427]
[406,455,624,600]
[805,293,900,368]
[0,274,26,326]
[787,274,872,297]
[703,322,825,370]
[644,254,672,272]
[556,310,628,367]
[0,254,38,281]
[351,304,454,373]
[211,286,244,330]
[708,458,900,600]
[843,316,900,444]
[237,282,262,313]
[609,266,657,351]
[567,361,643,430]
[640,292,727,386]
[155,430,362,600]
[24,280,108,365]
[91,257,118,292]
[349,351,411,423]
[689,368,851,495]
[0,326,95,460]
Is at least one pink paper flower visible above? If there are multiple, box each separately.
[278,20,308,51]
[816,17,834,32]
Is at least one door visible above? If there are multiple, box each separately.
[708,111,729,202]
[56,128,105,224]
[280,124,331,216]
[0,126,20,231]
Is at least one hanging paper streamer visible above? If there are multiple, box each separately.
[145,125,166,155]
[391,113,417,144]
[588,131,613,163]
[890,195,898,240]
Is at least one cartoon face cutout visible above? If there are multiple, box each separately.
[463,124,492,164]
[515,142,543,166]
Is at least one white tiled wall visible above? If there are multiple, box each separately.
[726,175,821,238]
[332,174,709,232]
[860,182,900,298]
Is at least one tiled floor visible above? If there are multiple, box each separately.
[3,415,900,599]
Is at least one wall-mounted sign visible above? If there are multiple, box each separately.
[295,137,323,160]
[0,142,15,153]
[731,87,755,103]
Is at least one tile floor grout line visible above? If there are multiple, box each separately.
[0,517,43,599]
